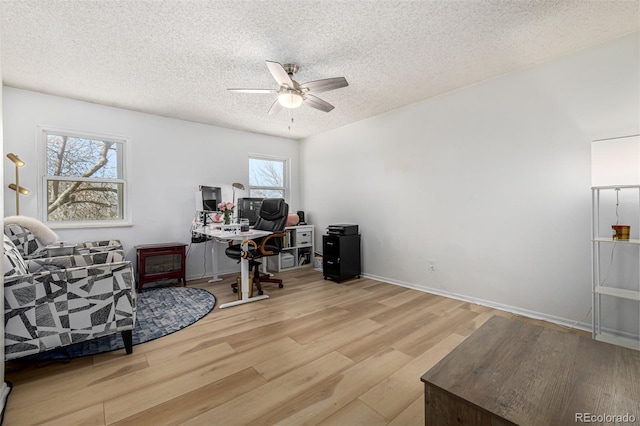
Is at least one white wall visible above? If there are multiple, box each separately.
[301,32,640,329]
[2,87,300,278]
[0,27,11,417]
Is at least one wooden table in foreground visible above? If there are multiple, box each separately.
[421,316,640,425]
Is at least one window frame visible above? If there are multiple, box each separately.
[248,154,289,203]
[37,126,133,229]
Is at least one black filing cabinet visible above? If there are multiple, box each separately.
[323,234,361,283]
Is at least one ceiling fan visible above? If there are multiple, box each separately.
[228,61,349,115]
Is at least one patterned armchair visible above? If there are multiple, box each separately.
[4,216,123,260]
[3,235,136,360]
[76,239,124,255]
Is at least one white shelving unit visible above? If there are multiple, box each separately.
[591,185,640,350]
[268,225,314,272]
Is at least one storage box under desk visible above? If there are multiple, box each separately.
[280,252,295,268]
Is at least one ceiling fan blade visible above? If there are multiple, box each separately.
[303,94,335,112]
[300,77,348,93]
[268,99,282,115]
[266,61,294,88]
[228,88,277,94]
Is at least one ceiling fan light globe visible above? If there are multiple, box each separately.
[278,91,303,108]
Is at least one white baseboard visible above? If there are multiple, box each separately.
[186,268,634,340]
[361,273,593,333]
[186,268,239,282]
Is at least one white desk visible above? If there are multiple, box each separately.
[196,226,272,309]
[192,223,224,282]
[194,223,269,283]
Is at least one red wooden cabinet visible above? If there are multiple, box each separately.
[135,243,187,292]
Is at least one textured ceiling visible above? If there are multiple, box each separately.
[1,1,638,140]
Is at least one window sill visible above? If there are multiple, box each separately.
[45,220,134,230]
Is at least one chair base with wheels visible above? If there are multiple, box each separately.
[231,259,284,296]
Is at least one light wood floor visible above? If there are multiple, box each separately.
[4,268,587,425]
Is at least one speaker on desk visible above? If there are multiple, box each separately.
[297,211,306,225]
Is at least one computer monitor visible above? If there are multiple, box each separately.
[196,185,222,212]
[237,198,264,226]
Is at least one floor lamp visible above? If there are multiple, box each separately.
[6,153,29,215]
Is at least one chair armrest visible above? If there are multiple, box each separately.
[77,239,122,248]
[25,250,127,273]
[257,232,286,256]
[76,239,123,254]
[6,260,136,293]
[25,255,74,272]
[237,232,285,258]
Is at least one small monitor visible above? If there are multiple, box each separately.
[198,185,222,212]
[238,198,264,226]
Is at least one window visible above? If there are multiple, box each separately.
[249,155,288,200]
[39,127,131,227]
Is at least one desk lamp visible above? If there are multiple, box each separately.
[232,182,245,222]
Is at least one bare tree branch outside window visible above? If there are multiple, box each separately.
[45,133,124,221]
[249,157,286,199]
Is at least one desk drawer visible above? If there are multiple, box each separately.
[323,235,340,257]
[323,256,340,276]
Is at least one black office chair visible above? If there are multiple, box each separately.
[225,198,289,295]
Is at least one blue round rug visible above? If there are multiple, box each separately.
[35,286,216,360]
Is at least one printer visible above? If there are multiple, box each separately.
[327,224,359,236]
